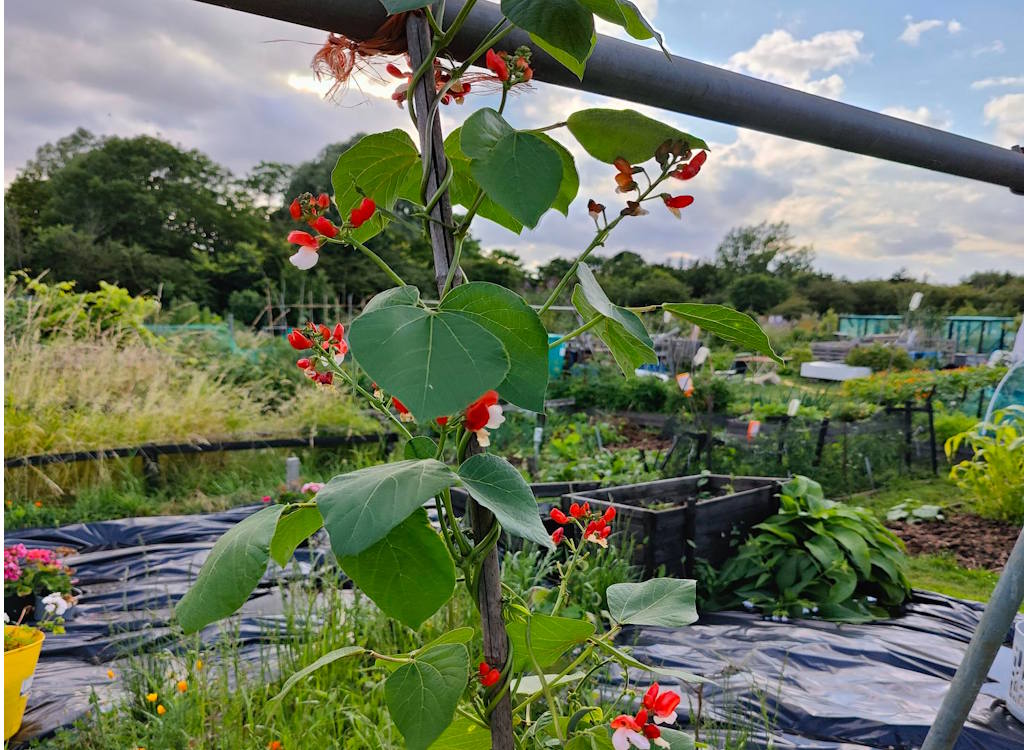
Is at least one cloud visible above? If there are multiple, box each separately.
[899,17,961,45]
[880,106,952,130]
[983,93,1024,145]
[973,40,1006,56]
[971,75,1024,90]
[726,29,867,99]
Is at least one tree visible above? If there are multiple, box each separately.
[728,273,790,313]
[715,221,815,277]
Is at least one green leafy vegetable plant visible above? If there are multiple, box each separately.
[945,406,1024,523]
[700,475,911,622]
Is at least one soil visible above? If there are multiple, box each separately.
[615,419,674,452]
[887,513,1019,571]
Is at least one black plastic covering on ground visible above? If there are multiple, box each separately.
[7,506,1024,749]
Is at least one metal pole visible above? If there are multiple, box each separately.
[194,0,1024,192]
[921,525,1024,750]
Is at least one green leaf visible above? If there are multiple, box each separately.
[175,505,283,634]
[444,129,524,234]
[804,534,843,571]
[269,506,323,566]
[831,526,872,577]
[363,285,422,314]
[528,31,594,80]
[566,109,708,164]
[513,671,586,694]
[330,129,421,242]
[271,646,364,703]
[440,282,549,411]
[386,643,469,750]
[606,578,699,628]
[461,109,513,159]
[465,120,563,228]
[405,436,439,460]
[566,729,615,750]
[662,303,781,363]
[429,717,492,750]
[580,0,666,51]
[501,0,596,73]
[349,304,510,420]
[572,263,656,375]
[317,459,458,557]
[340,509,456,629]
[507,613,595,670]
[457,454,554,549]
[534,133,579,215]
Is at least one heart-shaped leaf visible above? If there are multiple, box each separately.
[386,643,469,750]
[534,133,579,215]
[440,282,549,411]
[507,613,595,670]
[330,130,421,242]
[340,509,456,629]
[317,459,458,557]
[501,0,596,75]
[580,0,667,54]
[567,109,708,165]
[176,505,283,633]
[662,303,781,362]
[606,578,698,627]
[445,129,523,234]
[458,453,554,549]
[461,109,563,228]
[363,285,422,314]
[349,303,510,420]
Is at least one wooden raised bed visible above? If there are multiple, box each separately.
[562,475,782,578]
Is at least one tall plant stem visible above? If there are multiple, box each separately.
[405,11,514,750]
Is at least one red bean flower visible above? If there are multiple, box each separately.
[312,215,339,238]
[550,508,569,525]
[349,197,376,229]
[551,527,565,545]
[672,150,707,181]
[464,390,505,447]
[478,661,501,687]
[287,329,313,350]
[610,712,651,750]
[287,231,320,270]
[662,194,695,219]
[613,157,639,193]
[289,199,302,220]
[485,49,509,82]
[642,683,682,725]
[392,396,414,423]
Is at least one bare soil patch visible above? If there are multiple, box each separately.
[888,513,1019,571]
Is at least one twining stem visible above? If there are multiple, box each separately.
[548,317,602,349]
[441,487,472,556]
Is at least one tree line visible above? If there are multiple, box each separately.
[6,128,1022,325]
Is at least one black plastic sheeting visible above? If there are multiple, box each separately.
[7,505,1024,748]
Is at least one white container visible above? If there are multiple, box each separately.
[800,361,872,382]
[1009,620,1024,724]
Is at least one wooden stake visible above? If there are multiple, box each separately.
[405,12,512,749]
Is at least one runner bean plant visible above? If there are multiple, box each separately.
[176,3,780,747]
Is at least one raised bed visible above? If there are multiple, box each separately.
[562,474,782,578]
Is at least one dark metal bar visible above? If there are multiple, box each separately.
[4,433,399,469]
[195,0,1024,191]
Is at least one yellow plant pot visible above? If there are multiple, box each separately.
[4,625,45,741]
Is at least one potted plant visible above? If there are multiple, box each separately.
[4,545,77,623]
[562,472,782,578]
[4,623,45,740]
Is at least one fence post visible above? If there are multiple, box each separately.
[927,393,938,476]
[903,400,914,471]
[139,448,161,489]
[813,417,830,467]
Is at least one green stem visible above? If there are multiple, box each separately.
[441,233,466,297]
[531,121,568,133]
[318,346,415,440]
[344,238,406,287]
[550,538,586,616]
[438,0,478,47]
[455,188,487,238]
[625,304,660,313]
[538,167,672,315]
[456,704,490,730]
[548,317,602,349]
[441,487,472,556]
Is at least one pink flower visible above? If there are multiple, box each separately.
[300,482,324,494]
[261,496,272,504]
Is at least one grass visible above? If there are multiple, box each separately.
[844,476,971,519]
[5,446,388,530]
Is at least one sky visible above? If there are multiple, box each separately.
[4,0,1023,283]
